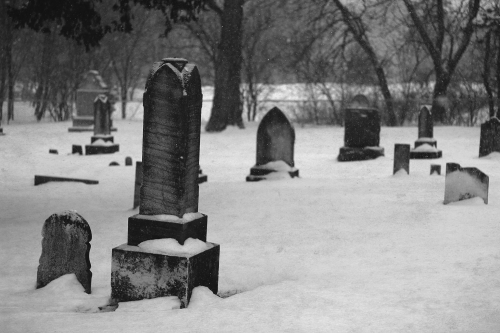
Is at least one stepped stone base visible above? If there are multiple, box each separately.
[337,146,384,162]
[410,150,442,159]
[127,214,207,246]
[111,243,220,308]
[85,144,119,155]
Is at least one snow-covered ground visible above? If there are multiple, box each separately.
[1,103,500,332]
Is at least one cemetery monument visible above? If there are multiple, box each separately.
[393,144,410,175]
[338,95,385,161]
[444,163,489,204]
[111,58,219,309]
[85,95,120,155]
[479,117,500,157]
[410,105,442,159]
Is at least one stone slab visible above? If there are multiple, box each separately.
[34,175,98,186]
[444,163,489,204]
[198,174,208,184]
[337,146,384,162]
[430,164,441,175]
[409,150,442,159]
[127,214,207,246]
[479,117,500,157]
[393,144,410,175]
[344,108,381,148]
[111,242,219,308]
[85,144,119,155]
[72,145,83,155]
[246,169,299,182]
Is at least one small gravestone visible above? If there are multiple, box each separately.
[338,96,384,161]
[410,106,442,159]
[49,149,58,154]
[479,117,500,157]
[112,58,219,309]
[125,157,133,166]
[36,211,92,293]
[133,161,142,209]
[246,107,299,181]
[393,144,410,175]
[430,164,441,175]
[34,175,98,186]
[0,127,4,135]
[72,145,83,155]
[85,95,119,155]
[198,166,207,184]
[444,163,488,204]
[109,161,119,166]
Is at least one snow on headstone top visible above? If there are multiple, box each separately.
[444,163,489,205]
[141,58,202,217]
[37,211,92,294]
[256,107,295,167]
[138,237,211,256]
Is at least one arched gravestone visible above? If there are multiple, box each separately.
[112,58,219,309]
[85,95,119,155]
[36,211,92,293]
[338,96,384,161]
[246,107,299,181]
[410,105,442,159]
[444,163,489,204]
[479,117,500,157]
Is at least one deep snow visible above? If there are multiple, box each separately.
[1,103,500,332]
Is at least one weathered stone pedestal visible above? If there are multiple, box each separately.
[85,142,119,155]
[337,97,384,162]
[111,243,219,308]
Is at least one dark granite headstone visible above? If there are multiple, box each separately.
[36,211,92,293]
[72,145,83,155]
[444,163,489,204]
[393,144,410,175]
[430,164,441,175]
[246,107,299,181]
[133,161,142,209]
[479,117,500,157]
[112,58,219,309]
[125,157,133,166]
[410,105,442,159]
[93,95,111,136]
[418,105,433,139]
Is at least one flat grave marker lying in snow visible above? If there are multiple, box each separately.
[36,211,92,294]
[338,96,384,161]
[85,95,119,155]
[430,164,441,175]
[393,144,410,175]
[109,161,119,166]
[34,175,98,186]
[444,163,489,205]
[479,117,500,157]
[410,106,442,159]
[246,107,299,181]
[112,58,219,309]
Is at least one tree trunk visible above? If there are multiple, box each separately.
[205,0,244,132]
[431,73,450,123]
[482,31,495,118]
[496,30,500,117]
[121,85,127,119]
[373,64,397,126]
[0,0,7,125]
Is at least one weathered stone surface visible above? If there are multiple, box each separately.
[479,117,500,157]
[418,105,433,139]
[125,157,133,166]
[34,175,98,186]
[140,58,202,217]
[430,164,441,175]
[127,214,207,246]
[111,243,219,308]
[72,145,83,155]
[133,161,142,209]
[349,94,370,108]
[37,211,92,293]
[337,146,384,162]
[444,163,489,204]
[393,144,410,175]
[85,144,119,155]
[256,107,295,167]
[94,95,111,136]
[343,108,381,148]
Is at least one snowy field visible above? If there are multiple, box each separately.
[1,103,500,332]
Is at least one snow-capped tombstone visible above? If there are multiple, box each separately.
[393,144,410,175]
[112,58,219,309]
[444,163,489,204]
[410,106,442,159]
[479,117,500,157]
[85,95,119,155]
[36,211,92,293]
[430,164,441,175]
[246,107,299,181]
[338,96,384,161]
[69,70,109,132]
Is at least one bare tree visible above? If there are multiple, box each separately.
[402,0,481,123]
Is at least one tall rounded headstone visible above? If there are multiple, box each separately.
[36,211,92,293]
[479,117,500,157]
[246,107,299,181]
[410,105,442,159]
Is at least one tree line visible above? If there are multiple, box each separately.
[0,0,499,130]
